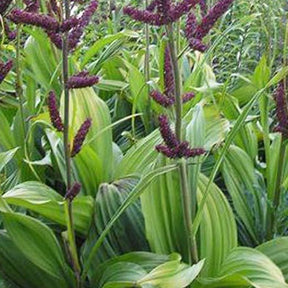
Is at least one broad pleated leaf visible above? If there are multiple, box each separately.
[257,237,288,282]
[197,247,288,288]
[3,182,93,235]
[221,145,266,245]
[62,88,113,186]
[3,213,72,280]
[0,231,73,288]
[82,178,149,272]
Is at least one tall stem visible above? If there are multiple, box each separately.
[267,141,285,239]
[144,0,153,133]
[166,24,198,264]
[62,0,81,283]
[15,1,26,140]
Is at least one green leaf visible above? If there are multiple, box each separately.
[91,252,172,286]
[138,259,204,288]
[198,247,288,288]
[82,178,149,272]
[3,181,93,235]
[82,30,138,67]
[221,145,265,245]
[141,157,237,273]
[257,237,288,282]
[82,163,177,279]
[0,231,73,288]
[3,213,72,280]
[63,88,113,185]
[0,148,19,173]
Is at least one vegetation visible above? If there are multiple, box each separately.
[0,0,288,287]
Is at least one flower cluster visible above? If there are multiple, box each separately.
[273,81,288,138]
[47,91,64,132]
[0,0,12,15]
[67,71,99,89]
[150,47,195,107]
[0,60,13,85]
[185,0,234,52]
[123,0,199,26]
[8,0,98,51]
[71,118,92,157]
[47,91,92,156]
[65,182,82,201]
[0,0,16,40]
[156,115,205,158]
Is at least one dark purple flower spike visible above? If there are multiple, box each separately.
[0,0,12,15]
[150,90,175,107]
[182,92,195,103]
[193,0,234,40]
[71,118,92,157]
[164,47,175,99]
[8,9,60,31]
[65,182,82,201]
[0,60,13,84]
[47,91,64,132]
[156,115,205,159]
[67,71,99,89]
[123,0,200,26]
[273,81,288,138]
[8,0,98,51]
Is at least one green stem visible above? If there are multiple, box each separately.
[166,24,198,264]
[144,0,152,133]
[166,24,182,140]
[15,10,26,141]
[62,0,81,284]
[267,141,285,239]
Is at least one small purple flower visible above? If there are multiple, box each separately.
[185,12,197,40]
[24,0,40,13]
[4,20,16,40]
[65,182,82,201]
[8,9,60,31]
[199,0,207,16]
[158,115,179,148]
[193,0,234,39]
[156,114,205,158]
[71,118,92,157]
[47,91,64,132]
[182,92,195,103]
[123,6,166,26]
[273,81,288,136]
[0,0,12,15]
[157,0,171,16]
[164,47,175,98]
[156,144,177,158]
[124,0,199,26]
[67,0,98,50]
[60,17,79,32]
[0,60,13,84]
[168,0,199,22]
[146,0,159,11]
[67,71,99,89]
[46,30,62,49]
[150,90,175,107]
[187,37,207,52]
[47,0,61,18]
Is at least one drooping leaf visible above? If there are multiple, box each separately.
[2,213,73,281]
[3,181,93,235]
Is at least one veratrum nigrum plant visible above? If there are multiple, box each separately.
[1,0,288,288]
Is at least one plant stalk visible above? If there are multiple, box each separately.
[166,24,198,264]
[62,0,81,284]
[15,1,26,141]
[267,140,286,239]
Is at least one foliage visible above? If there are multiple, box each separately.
[0,0,288,287]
